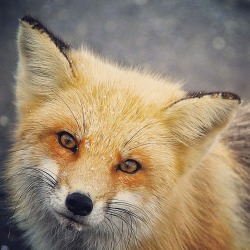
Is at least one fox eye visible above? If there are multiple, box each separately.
[117,160,141,174]
[58,131,78,153]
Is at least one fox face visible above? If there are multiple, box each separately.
[7,16,248,250]
[14,54,182,246]
[31,88,175,231]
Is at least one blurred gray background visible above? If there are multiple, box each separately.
[0,0,249,249]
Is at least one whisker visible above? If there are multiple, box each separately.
[8,166,58,220]
[50,88,83,135]
[106,210,131,247]
[73,88,87,134]
[124,141,167,153]
[123,121,158,150]
[105,199,149,248]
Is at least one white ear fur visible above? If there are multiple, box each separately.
[16,16,74,112]
[164,92,241,147]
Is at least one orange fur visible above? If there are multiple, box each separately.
[5,16,250,250]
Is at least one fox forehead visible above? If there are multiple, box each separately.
[32,83,169,152]
[69,49,185,106]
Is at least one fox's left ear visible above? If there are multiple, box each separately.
[16,16,74,113]
[164,92,241,168]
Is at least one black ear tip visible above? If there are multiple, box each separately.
[21,15,38,24]
[220,92,241,103]
[19,15,71,58]
[20,15,46,32]
[186,91,241,104]
[20,15,43,28]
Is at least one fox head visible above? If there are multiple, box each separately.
[9,16,240,248]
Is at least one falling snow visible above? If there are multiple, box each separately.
[61,171,68,177]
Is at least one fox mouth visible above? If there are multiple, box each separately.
[55,212,86,231]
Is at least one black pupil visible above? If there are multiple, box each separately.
[64,135,73,146]
[126,161,135,169]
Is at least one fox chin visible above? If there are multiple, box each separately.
[5,16,250,250]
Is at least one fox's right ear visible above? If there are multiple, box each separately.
[163,92,240,172]
[16,16,74,114]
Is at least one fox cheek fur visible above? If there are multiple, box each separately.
[5,15,250,250]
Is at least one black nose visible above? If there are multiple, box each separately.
[65,192,93,216]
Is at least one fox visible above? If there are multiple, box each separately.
[5,15,250,250]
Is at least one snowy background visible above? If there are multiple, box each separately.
[0,0,250,249]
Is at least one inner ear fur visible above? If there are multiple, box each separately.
[16,16,74,113]
[164,92,241,147]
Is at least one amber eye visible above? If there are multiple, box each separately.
[57,131,78,153]
[117,160,141,174]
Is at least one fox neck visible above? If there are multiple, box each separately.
[142,143,240,250]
